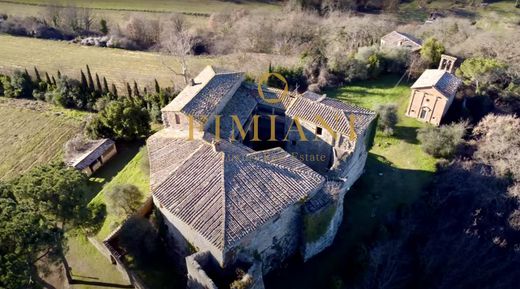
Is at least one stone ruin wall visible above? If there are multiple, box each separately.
[303,135,370,260]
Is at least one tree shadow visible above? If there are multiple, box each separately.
[69,279,133,288]
[392,126,419,144]
[85,141,143,200]
[265,153,434,289]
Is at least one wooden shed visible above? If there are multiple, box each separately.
[66,139,117,176]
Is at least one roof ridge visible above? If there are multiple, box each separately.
[219,151,227,249]
[249,152,324,181]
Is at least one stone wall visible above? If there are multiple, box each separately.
[284,117,334,173]
[303,134,370,260]
[153,196,224,266]
[227,203,303,273]
[186,251,219,289]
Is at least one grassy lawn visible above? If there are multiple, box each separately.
[0,35,296,93]
[65,236,132,289]
[89,146,150,240]
[58,144,150,288]
[0,98,86,180]
[266,74,437,289]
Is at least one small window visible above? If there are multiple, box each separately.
[419,108,428,119]
[175,114,180,124]
[316,127,323,135]
[425,98,430,102]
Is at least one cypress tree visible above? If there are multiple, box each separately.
[133,81,140,98]
[86,65,94,92]
[33,67,41,83]
[111,83,118,99]
[80,70,88,93]
[95,73,102,94]
[45,72,52,85]
[23,69,32,84]
[154,79,160,94]
[126,82,132,98]
[103,77,109,95]
[51,76,56,86]
[57,70,62,79]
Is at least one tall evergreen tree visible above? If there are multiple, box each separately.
[126,82,132,98]
[86,65,95,92]
[102,77,109,95]
[95,73,102,94]
[45,72,52,85]
[154,79,160,94]
[133,81,140,98]
[51,76,57,86]
[111,83,118,99]
[33,67,41,83]
[57,70,62,79]
[80,70,88,93]
[23,69,32,85]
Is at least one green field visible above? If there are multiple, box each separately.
[0,35,296,92]
[0,98,86,180]
[0,0,280,14]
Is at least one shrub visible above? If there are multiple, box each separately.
[417,122,467,158]
[104,184,143,217]
[86,99,151,140]
[473,114,520,181]
[376,104,398,135]
[0,70,33,98]
[268,65,306,91]
[420,37,445,67]
[380,47,411,74]
[45,76,86,108]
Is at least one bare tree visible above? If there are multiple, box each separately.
[63,6,80,32]
[79,8,95,31]
[44,5,62,28]
[160,13,194,85]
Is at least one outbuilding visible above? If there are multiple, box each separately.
[66,138,117,176]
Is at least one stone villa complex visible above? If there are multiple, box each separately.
[147,66,377,288]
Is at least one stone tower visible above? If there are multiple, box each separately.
[438,54,457,74]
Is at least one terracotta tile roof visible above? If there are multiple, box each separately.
[242,83,298,110]
[162,66,244,122]
[381,31,422,52]
[152,140,324,251]
[147,129,205,189]
[66,138,115,170]
[207,85,258,140]
[411,69,462,97]
[286,94,376,137]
